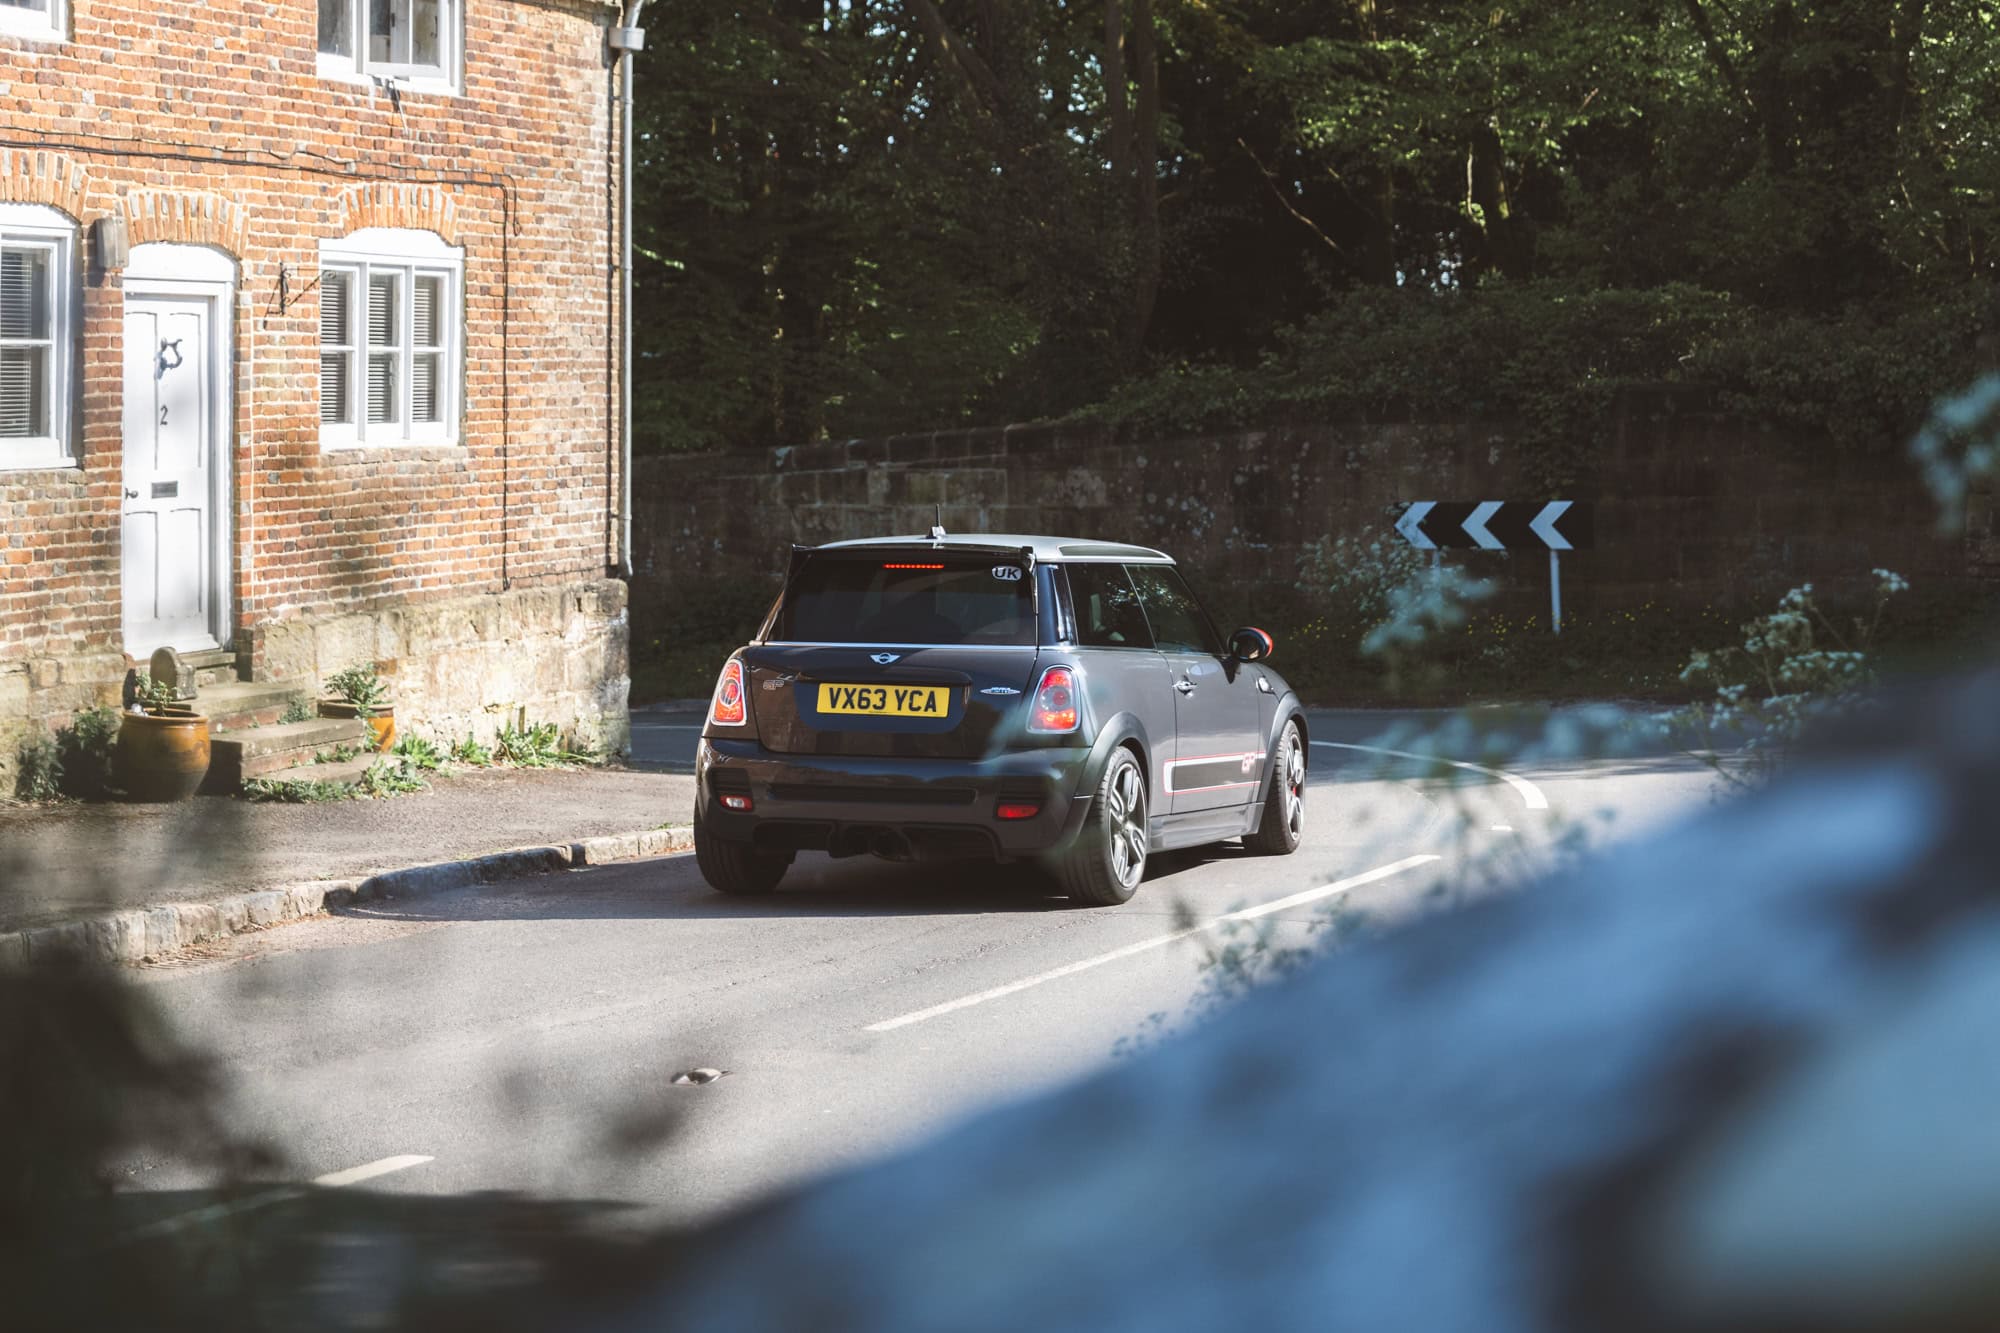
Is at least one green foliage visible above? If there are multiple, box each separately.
[314,743,364,765]
[495,719,564,768]
[278,696,314,725]
[391,734,445,772]
[52,707,118,801]
[1665,571,1909,789]
[633,0,1124,454]
[324,663,390,719]
[629,1,2000,454]
[630,580,778,705]
[13,734,63,802]
[450,733,494,767]
[1080,282,1987,471]
[131,672,181,716]
[355,759,427,798]
[242,775,352,803]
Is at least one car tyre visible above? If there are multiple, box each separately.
[1055,748,1148,906]
[695,805,793,895]
[1243,720,1305,856]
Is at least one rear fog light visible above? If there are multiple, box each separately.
[721,795,753,811]
[995,802,1040,821]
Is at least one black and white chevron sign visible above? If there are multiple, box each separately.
[1394,501,1594,552]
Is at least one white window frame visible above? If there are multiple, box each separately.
[319,228,463,449]
[0,0,65,43]
[0,202,77,471]
[316,0,461,94]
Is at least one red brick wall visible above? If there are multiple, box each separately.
[0,0,623,677]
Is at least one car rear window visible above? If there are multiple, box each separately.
[776,556,1036,646]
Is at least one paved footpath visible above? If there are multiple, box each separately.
[0,765,696,938]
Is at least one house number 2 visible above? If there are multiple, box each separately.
[160,406,169,427]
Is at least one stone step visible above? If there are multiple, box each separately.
[198,680,316,732]
[181,648,242,691]
[241,754,381,797]
[207,717,375,790]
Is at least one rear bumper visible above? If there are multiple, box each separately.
[697,738,1095,860]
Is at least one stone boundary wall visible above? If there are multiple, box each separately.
[633,410,1991,630]
[2,578,630,791]
[246,578,632,755]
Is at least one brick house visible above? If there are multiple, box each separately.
[1,0,644,788]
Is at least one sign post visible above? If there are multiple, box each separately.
[1393,500,1592,634]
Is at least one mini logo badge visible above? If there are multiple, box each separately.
[871,652,901,665]
[980,686,1022,696]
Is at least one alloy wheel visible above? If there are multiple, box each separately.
[1104,760,1147,887]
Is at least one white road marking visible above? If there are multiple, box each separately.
[119,1154,434,1242]
[311,1154,435,1188]
[1312,741,1549,811]
[865,854,1440,1033]
[1491,823,1516,833]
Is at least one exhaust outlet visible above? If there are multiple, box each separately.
[870,830,915,862]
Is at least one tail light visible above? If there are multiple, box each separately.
[1027,665,1079,734]
[709,659,748,726]
[995,802,1041,820]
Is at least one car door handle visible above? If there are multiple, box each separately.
[1175,679,1197,695]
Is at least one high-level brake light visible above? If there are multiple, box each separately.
[710,658,747,726]
[882,563,946,569]
[1027,665,1079,733]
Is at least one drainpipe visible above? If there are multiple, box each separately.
[613,0,650,579]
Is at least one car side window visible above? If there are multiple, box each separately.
[1065,563,1155,649]
[1126,564,1223,656]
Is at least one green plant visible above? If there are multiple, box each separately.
[279,696,314,725]
[391,733,445,771]
[13,734,63,802]
[355,759,427,797]
[242,775,352,803]
[1664,570,1908,790]
[495,718,564,768]
[52,706,118,800]
[131,672,181,716]
[450,733,494,766]
[324,663,390,719]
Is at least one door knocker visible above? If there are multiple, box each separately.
[157,338,183,376]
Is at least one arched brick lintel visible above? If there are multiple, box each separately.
[0,150,92,220]
[337,183,461,245]
[122,190,250,256]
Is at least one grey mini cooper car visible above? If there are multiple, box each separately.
[694,533,1307,905]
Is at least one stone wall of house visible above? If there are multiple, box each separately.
[246,576,631,754]
[0,575,629,788]
[633,404,1991,632]
[0,0,630,776]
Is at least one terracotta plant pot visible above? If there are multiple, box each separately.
[115,711,212,802]
[318,699,396,752]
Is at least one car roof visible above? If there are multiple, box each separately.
[812,534,1174,563]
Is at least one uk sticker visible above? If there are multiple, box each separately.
[991,565,1024,581]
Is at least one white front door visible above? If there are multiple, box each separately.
[122,294,222,654]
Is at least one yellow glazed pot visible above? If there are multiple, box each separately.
[318,699,396,752]
[114,711,212,802]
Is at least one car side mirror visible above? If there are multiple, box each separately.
[1229,627,1274,662]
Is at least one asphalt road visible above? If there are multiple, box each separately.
[123,705,1719,1230]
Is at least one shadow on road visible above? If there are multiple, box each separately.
[340,836,1247,925]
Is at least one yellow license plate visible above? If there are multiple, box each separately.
[816,683,952,718]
